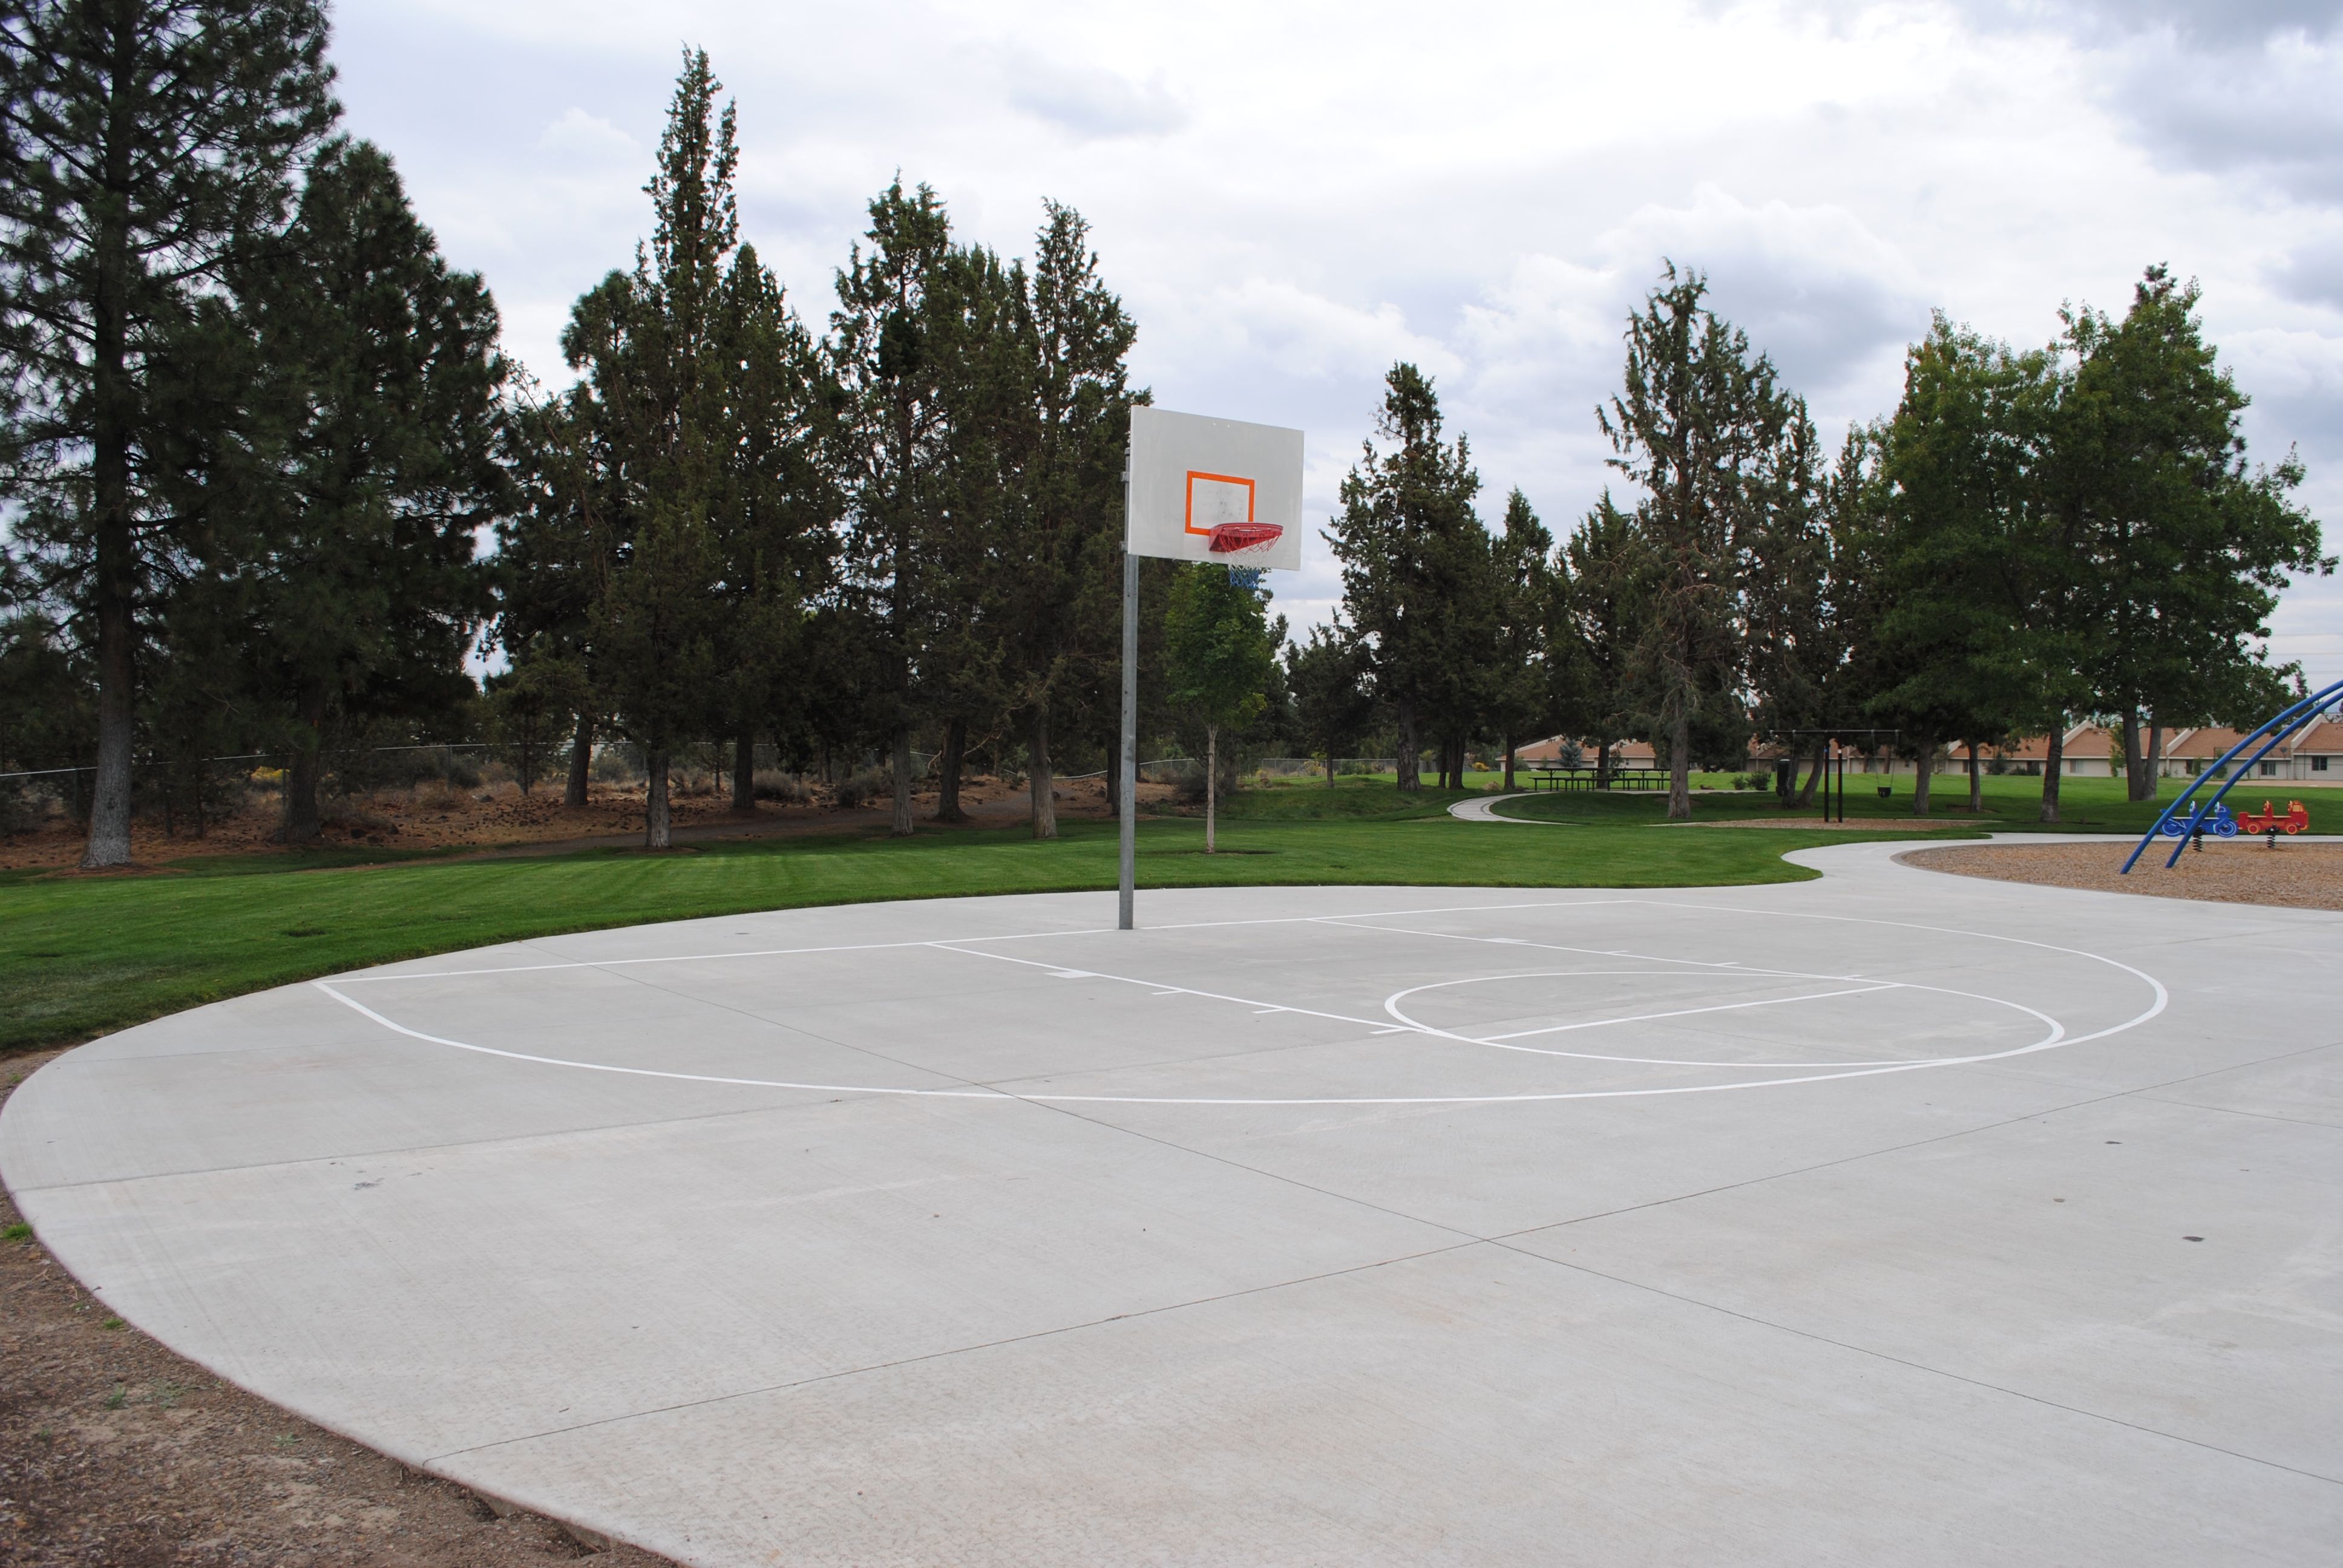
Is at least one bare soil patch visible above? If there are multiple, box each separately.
[1904,838,2343,911]
[0,1051,675,1566]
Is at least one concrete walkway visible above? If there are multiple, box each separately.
[1446,790,1560,822]
[5,845,2339,1565]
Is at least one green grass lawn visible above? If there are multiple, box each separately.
[1490,771,2343,834]
[0,783,1964,1056]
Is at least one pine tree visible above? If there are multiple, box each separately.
[0,0,337,865]
[1485,489,1553,789]
[830,179,954,835]
[2056,267,2329,802]
[709,243,837,810]
[560,49,741,847]
[1329,364,1486,792]
[1599,266,1792,818]
[1867,317,2059,814]
[237,139,508,841]
[1558,494,1648,788]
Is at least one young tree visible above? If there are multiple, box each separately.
[830,179,954,835]
[1164,563,1274,853]
[1599,266,1792,819]
[236,139,507,841]
[2057,267,2329,801]
[1328,364,1486,792]
[0,0,338,865]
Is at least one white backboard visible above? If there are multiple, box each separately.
[1127,407,1303,571]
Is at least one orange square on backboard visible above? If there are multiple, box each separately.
[1184,471,1255,537]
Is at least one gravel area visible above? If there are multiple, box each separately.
[0,1051,675,1567]
[1903,838,2343,910]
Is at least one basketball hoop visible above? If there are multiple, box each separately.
[1205,520,1283,557]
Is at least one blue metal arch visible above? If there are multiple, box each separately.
[2120,678,2343,873]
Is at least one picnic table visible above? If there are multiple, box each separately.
[1525,765,1671,792]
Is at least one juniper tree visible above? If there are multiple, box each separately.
[0,0,337,864]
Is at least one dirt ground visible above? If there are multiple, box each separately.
[0,1052,675,1567]
[0,773,1141,873]
[1904,837,2343,911]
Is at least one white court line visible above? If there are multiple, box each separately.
[309,896,2169,1108]
[1379,971,2065,1069]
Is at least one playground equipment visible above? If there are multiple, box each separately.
[2122,678,2342,872]
[2157,802,2237,840]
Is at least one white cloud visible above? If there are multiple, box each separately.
[329,0,2343,678]
[536,108,637,163]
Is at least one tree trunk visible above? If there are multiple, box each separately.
[1323,751,1335,787]
[936,715,967,822]
[2121,710,2154,802]
[1666,707,1691,820]
[1795,738,1826,806]
[1912,742,1935,815]
[1596,740,1613,790]
[644,749,671,848]
[2147,724,2164,803]
[732,732,756,812]
[2040,724,2064,823]
[889,726,914,836]
[1967,738,1983,812]
[566,713,593,808]
[1028,708,1057,840]
[1394,698,1420,791]
[285,684,327,844]
[1205,724,1217,854]
[1502,737,1516,792]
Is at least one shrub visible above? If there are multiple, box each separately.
[753,769,810,805]
[1735,770,1771,791]
[832,764,891,809]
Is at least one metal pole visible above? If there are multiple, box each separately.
[1118,546,1138,931]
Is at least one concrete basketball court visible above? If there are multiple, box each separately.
[5,838,2339,1564]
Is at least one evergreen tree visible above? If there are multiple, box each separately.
[1163,563,1274,853]
[1286,621,1373,786]
[709,243,837,809]
[1328,363,1486,792]
[559,50,740,847]
[1485,488,1553,789]
[1599,266,1793,818]
[830,178,954,835]
[1558,493,1648,788]
[1002,202,1138,838]
[236,139,507,841]
[1867,318,2058,814]
[2056,267,2328,801]
[0,0,337,864]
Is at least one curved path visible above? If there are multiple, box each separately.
[5,843,2340,1566]
[1446,789,1561,822]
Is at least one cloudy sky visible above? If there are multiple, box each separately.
[336,0,2343,684]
